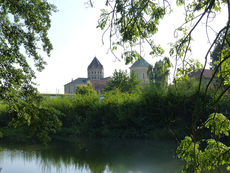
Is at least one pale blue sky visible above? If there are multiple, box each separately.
[36,0,129,94]
[35,0,227,94]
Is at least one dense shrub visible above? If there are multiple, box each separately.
[0,79,229,143]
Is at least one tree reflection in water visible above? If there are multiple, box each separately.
[0,139,182,173]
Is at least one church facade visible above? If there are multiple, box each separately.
[64,57,110,94]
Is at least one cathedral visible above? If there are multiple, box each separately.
[64,56,151,94]
[64,57,110,94]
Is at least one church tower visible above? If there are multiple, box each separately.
[87,57,104,80]
[130,57,150,84]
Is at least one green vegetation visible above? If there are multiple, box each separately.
[0,79,229,144]
[0,1,56,143]
[177,113,230,173]
[104,70,141,93]
[148,60,170,89]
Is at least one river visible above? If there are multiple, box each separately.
[0,139,226,173]
[0,139,183,173]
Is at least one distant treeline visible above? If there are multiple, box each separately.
[0,79,229,144]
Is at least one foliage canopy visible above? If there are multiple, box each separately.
[75,83,98,96]
[147,60,169,88]
[0,1,57,143]
[104,70,141,93]
[0,0,56,102]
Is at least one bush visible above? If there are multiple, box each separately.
[0,80,229,143]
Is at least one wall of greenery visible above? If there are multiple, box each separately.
[0,80,229,144]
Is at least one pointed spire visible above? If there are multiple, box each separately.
[88,57,103,69]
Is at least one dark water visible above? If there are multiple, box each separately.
[0,139,183,173]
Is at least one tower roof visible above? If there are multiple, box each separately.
[130,57,150,68]
[88,57,103,69]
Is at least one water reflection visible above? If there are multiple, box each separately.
[0,139,182,173]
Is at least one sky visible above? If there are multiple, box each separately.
[35,0,228,94]
[36,0,129,94]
